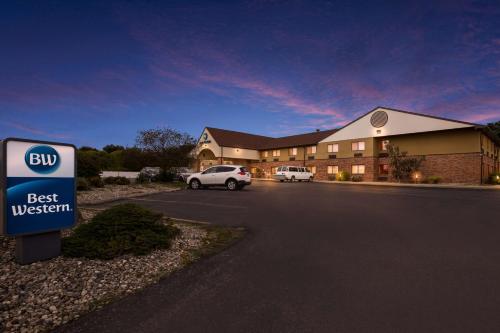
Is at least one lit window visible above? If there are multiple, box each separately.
[380,140,389,151]
[328,144,339,153]
[289,147,297,156]
[307,146,317,154]
[308,166,317,174]
[327,165,339,174]
[263,151,268,157]
[251,167,257,174]
[351,141,365,151]
[352,164,365,174]
[271,167,277,174]
[379,164,389,175]
[272,150,280,157]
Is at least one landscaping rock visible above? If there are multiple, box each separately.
[0,210,207,333]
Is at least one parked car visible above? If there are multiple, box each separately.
[172,167,194,182]
[273,166,314,182]
[187,165,251,190]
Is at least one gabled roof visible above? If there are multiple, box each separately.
[205,127,272,150]
[205,127,338,150]
[259,129,338,149]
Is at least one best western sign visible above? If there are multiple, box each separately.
[1,138,77,236]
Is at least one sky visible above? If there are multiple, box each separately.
[1,0,499,148]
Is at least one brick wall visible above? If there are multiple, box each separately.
[249,153,485,184]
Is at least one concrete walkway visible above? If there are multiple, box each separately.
[254,177,500,190]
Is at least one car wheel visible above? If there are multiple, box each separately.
[226,179,238,191]
[309,176,313,182]
[189,179,201,190]
[279,180,284,182]
[291,176,296,182]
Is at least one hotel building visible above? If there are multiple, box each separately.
[193,107,499,184]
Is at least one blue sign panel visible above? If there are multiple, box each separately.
[1,139,77,236]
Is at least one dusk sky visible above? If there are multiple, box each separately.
[1,0,499,148]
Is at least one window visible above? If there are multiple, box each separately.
[203,167,217,174]
[263,151,268,157]
[380,140,389,151]
[379,164,389,175]
[351,164,365,174]
[272,150,280,157]
[351,141,365,151]
[289,147,297,156]
[271,167,277,174]
[289,167,298,172]
[307,146,317,154]
[309,166,317,174]
[216,166,235,172]
[327,144,339,153]
[327,165,339,174]
[251,167,257,174]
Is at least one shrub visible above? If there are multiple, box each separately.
[156,169,175,183]
[488,172,500,185]
[62,204,180,260]
[136,173,151,184]
[426,176,442,184]
[87,176,105,188]
[115,176,131,185]
[77,177,90,191]
[336,171,351,181]
[351,175,363,182]
[103,176,130,185]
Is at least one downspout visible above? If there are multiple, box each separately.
[220,146,224,165]
[303,145,306,166]
[480,134,483,184]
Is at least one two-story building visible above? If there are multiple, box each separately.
[193,107,499,184]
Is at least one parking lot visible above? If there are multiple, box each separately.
[61,181,500,333]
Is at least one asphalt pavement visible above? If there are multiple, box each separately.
[58,181,500,333]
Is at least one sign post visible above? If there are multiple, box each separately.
[0,138,77,264]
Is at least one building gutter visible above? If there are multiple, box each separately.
[480,133,483,184]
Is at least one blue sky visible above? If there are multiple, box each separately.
[1,0,499,148]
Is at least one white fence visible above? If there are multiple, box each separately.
[100,171,140,179]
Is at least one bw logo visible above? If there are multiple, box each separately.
[24,145,61,174]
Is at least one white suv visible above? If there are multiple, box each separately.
[187,165,251,191]
[273,166,314,182]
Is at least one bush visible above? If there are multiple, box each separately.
[351,175,363,182]
[426,176,442,184]
[336,171,351,181]
[103,176,130,185]
[488,172,500,185]
[136,173,151,184]
[77,177,90,191]
[156,169,175,182]
[87,176,105,188]
[62,204,180,260]
[115,176,131,185]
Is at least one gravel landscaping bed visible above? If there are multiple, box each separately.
[77,183,183,205]
[0,209,208,333]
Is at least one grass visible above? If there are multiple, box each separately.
[180,223,246,266]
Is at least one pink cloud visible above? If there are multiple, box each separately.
[2,121,70,139]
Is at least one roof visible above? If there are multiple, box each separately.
[205,127,338,150]
[205,127,272,150]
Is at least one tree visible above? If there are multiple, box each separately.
[387,145,425,182]
[136,128,196,169]
[102,144,125,154]
[487,121,500,141]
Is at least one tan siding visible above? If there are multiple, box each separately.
[376,129,480,155]
[317,137,374,159]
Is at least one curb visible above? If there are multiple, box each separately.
[252,178,500,191]
[78,188,182,207]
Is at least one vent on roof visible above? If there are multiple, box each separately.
[354,153,363,158]
[329,154,336,159]
[289,157,295,161]
[370,111,388,128]
[308,156,315,160]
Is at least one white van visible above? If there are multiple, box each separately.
[273,166,314,182]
